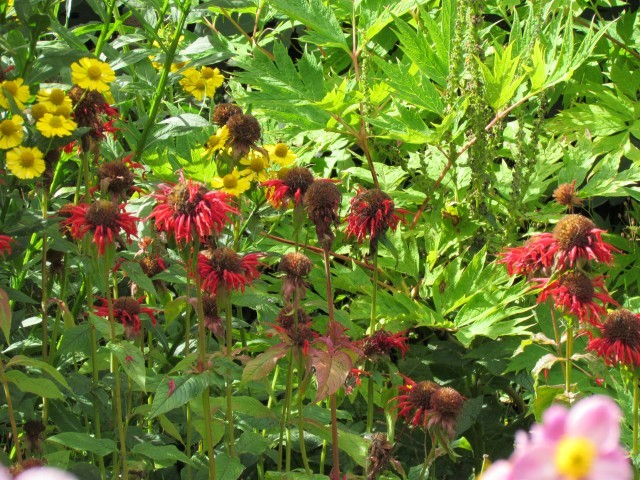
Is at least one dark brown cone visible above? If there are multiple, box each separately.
[408,380,440,411]
[213,103,243,126]
[98,160,134,201]
[553,182,582,210]
[227,113,261,159]
[304,180,341,250]
[602,309,640,347]
[553,214,596,250]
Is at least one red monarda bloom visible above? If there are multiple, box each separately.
[96,155,144,202]
[346,189,405,252]
[552,214,618,268]
[360,329,410,359]
[198,246,261,294]
[588,309,640,367]
[262,167,314,208]
[62,199,138,255]
[498,235,556,276]
[394,376,440,428]
[95,296,156,338]
[148,178,236,244]
[534,271,616,325]
[0,235,13,255]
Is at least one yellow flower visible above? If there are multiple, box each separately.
[36,88,72,112]
[30,103,49,121]
[37,113,77,138]
[5,146,45,179]
[0,78,31,110]
[53,104,73,118]
[239,151,270,182]
[70,58,115,92]
[202,126,229,159]
[179,66,224,101]
[211,169,251,196]
[0,115,24,149]
[265,143,297,167]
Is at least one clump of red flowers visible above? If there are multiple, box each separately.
[346,189,405,255]
[0,235,13,255]
[62,199,138,255]
[198,246,261,294]
[360,329,409,359]
[95,296,156,339]
[148,178,236,244]
[588,309,640,367]
[68,85,118,152]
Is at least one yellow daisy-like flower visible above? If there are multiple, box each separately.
[53,104,73,118]
[70,58,116,92]
[36,88,73,112]
[211,169,251,196]
[265,143,297,167]
[239,151,270,182]
[30,103,49,121]
[0,78,31,110]
[179,66,224,101]
[202,126,230,159]
[200,67,224,89]
[0,115,24,149]
[5,146,45,179]
[37,113,77,138]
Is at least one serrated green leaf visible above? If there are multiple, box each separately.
[5,355,71,391]
[131,443,191,466]
[107,341,147,391]
[4,370,64,399]
[242,345,288,382]
[149,374,209,418]
[215,452,244,480]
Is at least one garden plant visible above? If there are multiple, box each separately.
[0,0,639,479]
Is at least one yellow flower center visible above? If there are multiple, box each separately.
[201,67,215,79]
[49,115,64,129]
[31,104,48,120]
[55,105,72,118]
[0,119,17,135]
[277,167,290,180]
[87,65,103,80]
[3,81,18,95]
[555,437,596,479]
[195,79,206,90]
[223,174,238,189]
[49,89,66,105]
[250,156,265,172]
[207,135,221,148]
[19,150,35,168]
[274,143,289,158]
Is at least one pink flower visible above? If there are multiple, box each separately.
[481,395,631,480]
[15,467,78,480]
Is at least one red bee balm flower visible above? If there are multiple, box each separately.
[535,272,616,325]
[394,376,440,428]
[588,309,640,367]
[346,189,405,253]
[95,296,156,338]
[198,246,261,294]
[360,329,410,359]
[63,200,138,255]
[0,235,13,255]
[148,179,236,244]
[552,214,618,268]
[498,234,556,276]
[262,167,315,208]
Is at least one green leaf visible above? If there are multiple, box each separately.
[0,288,11,345]
[149,374,209,418]
[57,324,91,356]
[533,385,565,421]
[303,418,369,466]
[215,452,244,480]
[48,433,116,457]
[236,431,270,456]
[107,341,147,392]
[131,443,191,466]
[476,43,524,110]
[269,0,348,50]
[5,355,71,391]
[121,261,158,296]
[4,370,64,399]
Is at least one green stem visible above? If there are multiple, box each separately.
[418,434,437,480]
[94,0,117,56]
[41,184,50,424]
[284,354,294,472]
[634,372,638,457]
[297,353,311,474]
[366,254,379,433]
[224,290,237,458]
[133,0,191,164]
[194,247,217,479]
[0,358,21,462]
[565,319,573,398]
[103,249,128,480]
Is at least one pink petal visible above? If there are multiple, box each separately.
[480,460,513,480]
[567,396,621,451]
[588,451,633,480]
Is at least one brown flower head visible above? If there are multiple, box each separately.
[588,309,640,367]
[428,386,464,437]
[226,113,261,158]
[553,181,582,210]
[262,167,315,208]
[304,180,341,249]
[202,293,223,338]
[272,307,315,356]
[279,252,312,301]
[213,103,243,126]
[43,148,61,188]
[552,214,617,268]
[367,433,399,480]
[394,376,440,428]
[360,329,410,359]
[23,419,46,452]
[68,85,118,152]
